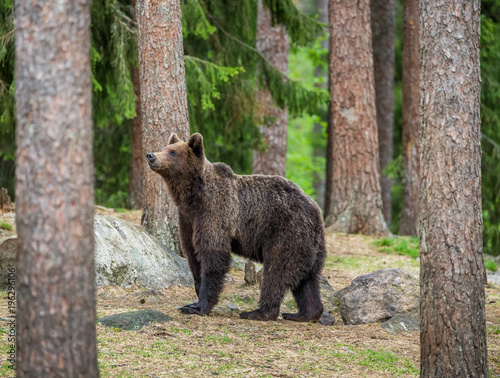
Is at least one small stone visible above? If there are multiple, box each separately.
[319,312,335,326]
[225,302,239,311]
[245,261,257,285]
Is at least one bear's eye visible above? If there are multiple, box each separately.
[169,150,176,157]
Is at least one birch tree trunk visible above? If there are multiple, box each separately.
[419,1,488,375]
[325,0,389,235]
[252,0,289,177]
[136,0,190,254]
[14,0,98,374]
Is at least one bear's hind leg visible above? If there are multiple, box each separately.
[282,273,323,322]
[240,269,287,321]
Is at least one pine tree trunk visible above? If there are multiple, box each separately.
[136,0,190,255]
[126,0,143,210]
[252,0,289,177]
[14,0,98,375]
[126,66,144,210]
[325,0,389,235]
[399,0,420,236]
[371,0,395,225]
[419,1,488,376]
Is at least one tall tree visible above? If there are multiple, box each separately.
[371,0,395,225]
[252,0,290,176]
[136,0,190,254]
[126,0,143,210]
[325,0,389,235]
[419,0,488,375]
[126,65,144,210]
[14,0,98,375]
[399,0,420,236]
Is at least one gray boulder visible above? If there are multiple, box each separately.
[0,216,193,290]
[0,237,16,289]
[98,310,172,330]
[336,268,419,325]
[381,314,420,333]
[94,215,193,288]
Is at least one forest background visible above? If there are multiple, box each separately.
[0,0,499,255]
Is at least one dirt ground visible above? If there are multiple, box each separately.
[1,209,499,377]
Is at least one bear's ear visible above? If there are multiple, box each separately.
[168,133,181,145]
[188,133,204,157]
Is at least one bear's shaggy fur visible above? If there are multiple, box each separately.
[146,133,326,322]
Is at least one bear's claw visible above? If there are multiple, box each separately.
[240,309,278,321]
[178,303,207,315]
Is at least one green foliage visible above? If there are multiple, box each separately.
[481,1,500,256]
[263,0,325,47]
[372,236,420,259]
[485,258,498,272]
[90,0,137,208]
[184,0,328,174]
[0,0,15,197]
[286,46,327,202]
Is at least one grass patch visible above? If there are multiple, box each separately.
[205,334,233,344]
[372,237,420,259]
[324,255,419,273]
[358,348,419,375]
[0,222,12,231]
[488,325,500,335]
[485,258,498,272]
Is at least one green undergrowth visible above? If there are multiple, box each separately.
[372,237,420,259]
[485,258,498,272]
[0,222,12,231]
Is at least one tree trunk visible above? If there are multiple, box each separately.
[14,0,98,375]
[252,0,289,177]
[399,0,420,236]
[126,0,143,211]
[136,0,190,255]
[419,1,488,376]
[325,0,389,235]
[371,0,395,225]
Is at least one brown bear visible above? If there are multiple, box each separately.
[146,133,326,322]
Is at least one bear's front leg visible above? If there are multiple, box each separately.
[178,213,201,297]
[178,244,232,316]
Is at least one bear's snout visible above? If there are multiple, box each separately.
[146,153,156,162]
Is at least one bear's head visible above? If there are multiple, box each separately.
[146,133,205,184]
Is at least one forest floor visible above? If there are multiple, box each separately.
[1,209,499,377]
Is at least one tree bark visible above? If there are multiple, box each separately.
[136,0,190,255]
[371,0,395,225]
[252,0,289,177]
[419,1,488,376]
[126,0,143,210]
[325,0,389,235]
[14,0,98,375]
[399,0,420,236]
